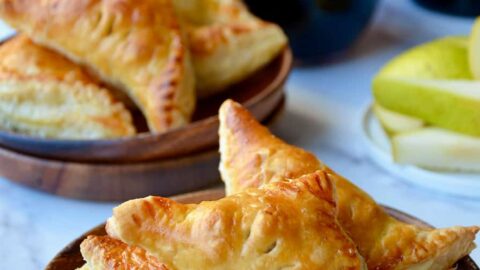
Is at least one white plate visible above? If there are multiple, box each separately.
[362,104,480,199]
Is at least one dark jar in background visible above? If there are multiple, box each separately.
[243,0,378,65]
[413,0,480,17]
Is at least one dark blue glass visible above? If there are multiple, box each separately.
[243,0,379,64]
[413,0,480,17]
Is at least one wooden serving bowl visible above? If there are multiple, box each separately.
[0,47,292,163]
[45,188,479,270]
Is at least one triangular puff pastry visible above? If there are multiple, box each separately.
[106,171,367,270]
[79,235,170,270]
[176,0,287,97]
[218,99,479,270]
[0,35,135,139]
[0,0,195,133]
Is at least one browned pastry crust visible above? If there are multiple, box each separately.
[218,99,480,270]
[0,0,195,133]
[177,0,288,97]
[0,35,95,84]
[0,34,134,106]
[0,35,135,139]
[106,171,367,270]
[80,235,170,270]
[218,99,326,194]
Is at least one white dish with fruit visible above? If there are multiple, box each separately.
[363,18,480,198]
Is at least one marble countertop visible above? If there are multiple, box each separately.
[0,0,479,269]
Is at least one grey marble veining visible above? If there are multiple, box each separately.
[0,0,479,269]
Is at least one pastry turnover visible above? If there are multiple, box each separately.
[0,0,195,133]
[218,99,479,270]
[176,0,288,97]
[79,235,170,270]
[106,172,367,270]
[0,35,135,139]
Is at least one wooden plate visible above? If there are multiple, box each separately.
[45,187,479,270]
[0,97,285,201]
[0,47,292,163]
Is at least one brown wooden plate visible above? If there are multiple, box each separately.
[0,97,285,201]
[45,187,479,270]
[0,46,291,163]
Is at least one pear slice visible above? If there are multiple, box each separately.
[469,17,480,79]
[392,127,480,172]
[377,37,472,80]
[373,103,424,134]
[373,36,480,137]
[374,78,480,136]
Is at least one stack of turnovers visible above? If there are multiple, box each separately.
[76,100,479,270]
[0,0,286,138]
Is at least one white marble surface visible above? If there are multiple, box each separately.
[0,0,479,269]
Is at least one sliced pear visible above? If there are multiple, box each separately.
[373,103,424,134]
[378,36,472,80]
[392,127,480,172]
[374,78,480,136]
[469,17,480,79]
[373,36,480,137]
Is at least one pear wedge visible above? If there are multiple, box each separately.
[373,37,480,137]
[373,103,424,134]
[392,127,480,172]
[374,78,480,136]
[377,37,471,80]
[469,17,480,79]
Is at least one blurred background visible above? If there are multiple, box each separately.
[244,0,480,64]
